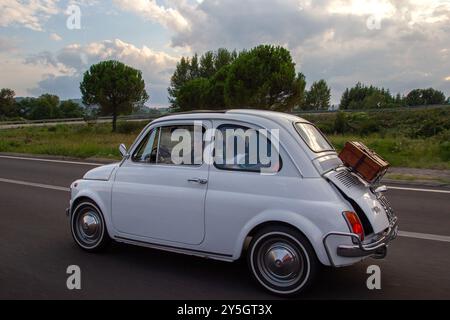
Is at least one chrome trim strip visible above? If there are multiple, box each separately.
[115,236,234,261]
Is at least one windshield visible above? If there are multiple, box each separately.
[294,122,334,153]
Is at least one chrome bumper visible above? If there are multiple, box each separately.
[323,218,398,267]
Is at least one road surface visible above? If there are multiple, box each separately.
[0,155,449,299]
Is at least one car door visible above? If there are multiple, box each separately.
[203,121,289,254]
[111,120,211,245]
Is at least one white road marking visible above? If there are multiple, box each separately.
[0,155,449,193]
[0,155,101,166]
[388,186,450,194]
[398,231,450,243]
[2,155,449,193]
[0,178,70,192]
[1,176,450,243]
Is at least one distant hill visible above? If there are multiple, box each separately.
[67,99,89,108]
[13,97,167,115]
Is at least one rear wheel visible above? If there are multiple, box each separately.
[247,225,318,296]
[70,200,110,252]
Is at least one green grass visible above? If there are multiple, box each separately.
[329,135,449,170]
[0,119,448,170]
[0,121,147,160]
[301,106,450,139]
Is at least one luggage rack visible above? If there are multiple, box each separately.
[335,165,385,188]
[347,165,387,187]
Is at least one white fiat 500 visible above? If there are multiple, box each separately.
[67,110,397,296]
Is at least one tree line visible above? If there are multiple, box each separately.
[1,45,449,131]
[168,45,449,112]
[0,89,85,121]
[340,83,448,110]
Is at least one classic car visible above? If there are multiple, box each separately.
[67,110,397,296]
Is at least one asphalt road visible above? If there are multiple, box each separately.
[0,156,449,299]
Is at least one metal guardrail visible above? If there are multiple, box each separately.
[291,104,450,115]
[0,115,159,126]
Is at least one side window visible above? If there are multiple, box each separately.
[214,124,282,173]
[157,125,204,165]
[132,128,160,163]
[132,125,204,165]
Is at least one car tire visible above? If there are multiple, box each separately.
[247,225,319,296]
[70,200,110,252]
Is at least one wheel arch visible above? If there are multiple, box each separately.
[232,212,329,265]
[71,191,114,238]
[71,196,95,212]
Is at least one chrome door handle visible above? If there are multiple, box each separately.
[188,178,208,184]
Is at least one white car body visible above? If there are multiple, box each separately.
[68,110,398,293]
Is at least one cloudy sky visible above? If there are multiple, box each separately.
[0,0,449,107]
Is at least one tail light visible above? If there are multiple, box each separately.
[343,211,364,241]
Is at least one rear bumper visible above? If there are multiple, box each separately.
[323,217,398,267]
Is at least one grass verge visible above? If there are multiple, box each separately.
[0,120,449,170]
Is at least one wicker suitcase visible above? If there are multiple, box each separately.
[339,141,390,183]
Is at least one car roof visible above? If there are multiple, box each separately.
[152,109,310,126]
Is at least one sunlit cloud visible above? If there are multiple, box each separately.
[328,0,396,19]
[50,33,63,41]
[113,0,190,32]
[0,0,59,31]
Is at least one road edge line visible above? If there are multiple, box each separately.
[0,178,70,192]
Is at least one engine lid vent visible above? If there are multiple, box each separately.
[335,169,364,189]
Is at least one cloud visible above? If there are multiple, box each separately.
[165,0,450,103]
[28,74,83,98]
[113,0,190,32]
[327,0,397,18]
[0,0,59,31]
[2,0,450,105]
[50,33,63,41]
[28,39,179,105]
[0,36,19,53]
[0,52,73,97]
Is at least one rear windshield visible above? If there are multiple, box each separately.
[294,122,334,153]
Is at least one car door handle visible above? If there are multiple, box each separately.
[188,178,208,184]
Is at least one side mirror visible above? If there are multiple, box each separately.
[119,144,128,157]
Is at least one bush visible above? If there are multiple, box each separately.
[334,111,348,134]
[439,141,450,161]
[302,106,450,138]
[116,121,147,134]
[359,119,380,136]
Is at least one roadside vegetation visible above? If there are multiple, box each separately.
[0,122,140,159]
[0,107,448,169]
[305,107,450,169]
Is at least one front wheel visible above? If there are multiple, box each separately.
[70,200,110,252]
[247,225,319,296]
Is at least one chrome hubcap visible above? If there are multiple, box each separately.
[81,212,99,237]
[76,209,102,245]
[257,240,304,287]
[264,245,299,278]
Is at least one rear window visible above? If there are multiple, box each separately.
[294,122,334,153]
